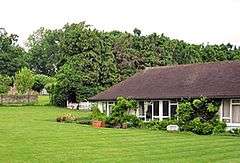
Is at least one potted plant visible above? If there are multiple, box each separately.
[91,105,106,128]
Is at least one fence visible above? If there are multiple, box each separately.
[0,95,38,104]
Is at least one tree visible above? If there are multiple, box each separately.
[26,27,61,76]
[25,22,240,107]
[0,28,27,76]
[32,74,50,93]
[52,50,117,106]
[15,67,34,94]
[0,75,12,94]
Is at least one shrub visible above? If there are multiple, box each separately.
[56,113,77,123]
[143,119,177,131]
[229,128,240,135]
[0,75,12,94]
[176,101,193,131]
[213,121,227,134]
[123,114,142,128]
[177,97,226,135]
[190,118,213,135]
[15,67,34,94]
[108,97,137,127]
[76,119,92,125]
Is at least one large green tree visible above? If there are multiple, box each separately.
[0,28,27,76]
[25,22,240,106]
[27,27,62,76]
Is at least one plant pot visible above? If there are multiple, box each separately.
[92,120,105,128]
[122,123,128,129]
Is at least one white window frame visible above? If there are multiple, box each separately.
[230,99,240,126]
[107,101,114,116]
[137,100,178,122]
[222,99,240,126]
[162,100,178,120]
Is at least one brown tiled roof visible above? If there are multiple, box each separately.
[89,61,240,101]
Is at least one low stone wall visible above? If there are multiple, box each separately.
[0,95,38,104]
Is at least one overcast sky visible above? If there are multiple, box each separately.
[1,0,240,46]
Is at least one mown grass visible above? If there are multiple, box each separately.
[0,105,240,162]
[35,95,50,105]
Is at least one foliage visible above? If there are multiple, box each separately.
[143,119,177,130]
[15,67,34,94]
[90,105,106,121]
[32,74,49,92]
[213,120,227,134]
[0,74,12,94]
[56,113,77,123]
[26,27,61,76]
[176,97,226,135]
[229,128,240,136]
[107,97,137,127]
[123,114,142,128]
[0,29,27,76]
[25,22,240,106]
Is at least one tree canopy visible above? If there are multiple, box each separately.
[1,22,240,106]
[0,28,27,76]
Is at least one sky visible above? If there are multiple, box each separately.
[1,0,240,47]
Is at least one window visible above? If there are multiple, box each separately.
[170,101,178,118]
[232,99,240,104]
[231,99,240,123]
[102,102,107,114]
[162,100,178,119]
[138,101,144,116]
[222,99,240,124]
[170,105,177,118]
[163,101,169,117]
[232,105,240,123]
[108,102,114,115]
[153,101,159,116]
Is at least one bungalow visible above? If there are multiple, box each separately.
[89,61,240,129]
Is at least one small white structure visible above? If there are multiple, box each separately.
[67,101,92,110]
[167,125,179,132]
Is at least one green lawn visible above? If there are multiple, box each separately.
[36,95,50,105]
[0,106,240,162]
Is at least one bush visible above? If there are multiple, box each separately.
[123,114,142,128]
[143,119,177,131]
[177,97,226,135]
[76,119,92,125]
[56,113,77,123]
[229,128,240,135]
[107,97,137,128]
[190,118,213,135]
[0,75,12,94]
[213,120,227,134]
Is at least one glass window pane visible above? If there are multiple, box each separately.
[146,104,152,120]
[223,100,230,117]
[153,101,159,116]
[170,105,177,118]
[109,105,113,115]
[163,101,169,116]
[232,105,240,123]
[139,101,144,116]
[232,99,240,104]
[102,102,107,114]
